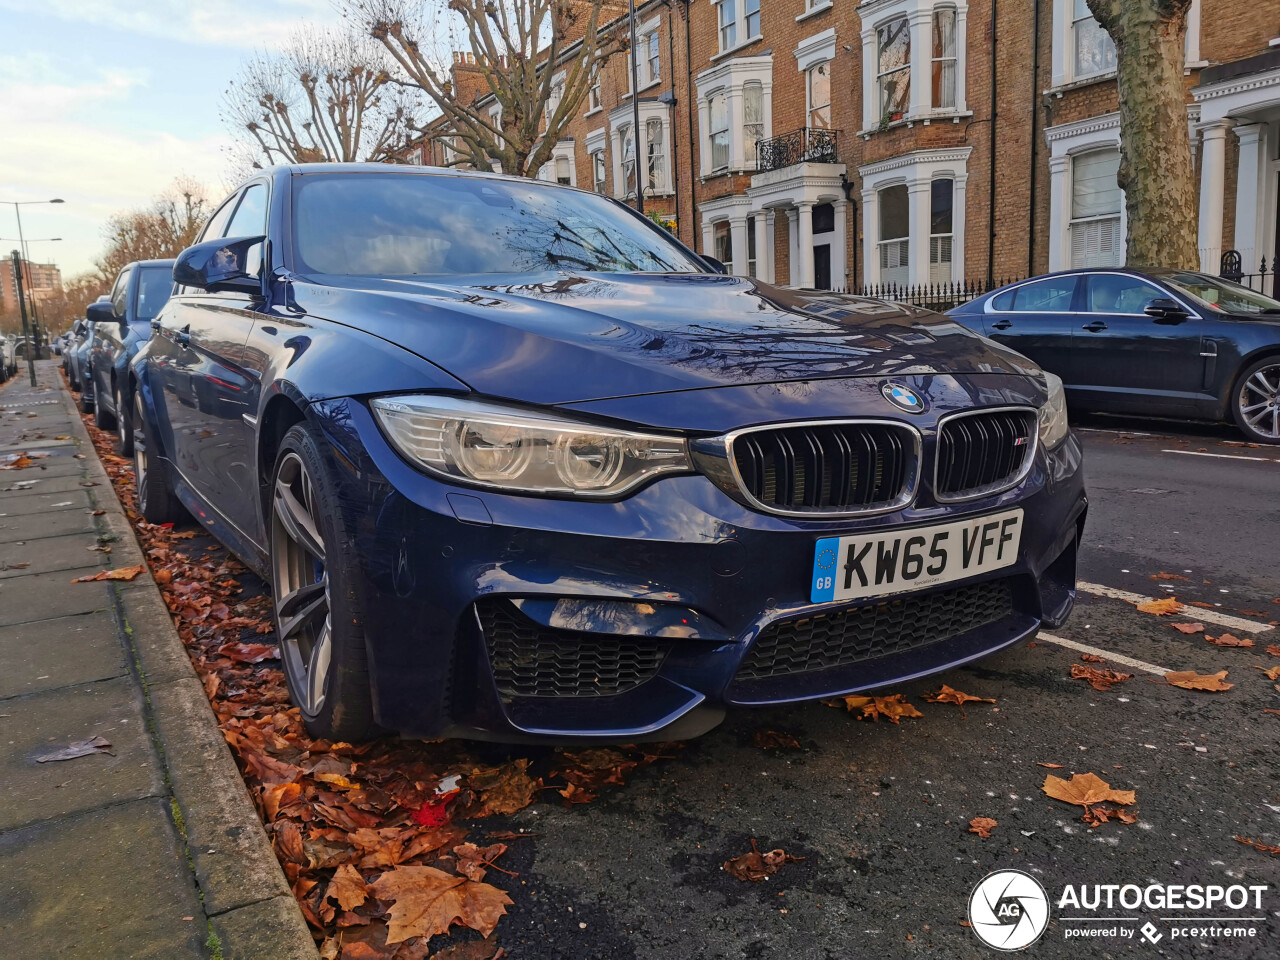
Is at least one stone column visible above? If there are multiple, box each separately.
[702,218,715,257]
[1197,120,1231,272]
[797,201,816,289]
[787,209,800,286]
[832,199,849,291]
[908,9,933,117]
[1047,156,1070,271]
[1233,123,1268,272]
[908,180,932,286]
[729,215,750,277]
[861,189,879,285]
[756,212,773,283]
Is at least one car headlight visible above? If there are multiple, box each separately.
[1037,371,1070,449]
[370,395,692,497]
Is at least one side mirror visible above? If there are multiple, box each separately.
[86,301,114,325]
[1144,297,1188,323]
[173,235,266,295]
[701,255,728,275]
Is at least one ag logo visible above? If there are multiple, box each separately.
[881,381,926,413]
[968,869,1050,951]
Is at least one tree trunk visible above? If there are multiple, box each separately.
[1088,0,1198,269]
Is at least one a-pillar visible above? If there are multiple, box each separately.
[1197,119,1232,272]
[796,201,816,289]
[729,215,750,277]
[1233,123,1269,272]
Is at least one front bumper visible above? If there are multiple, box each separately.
[311,394,1086,742]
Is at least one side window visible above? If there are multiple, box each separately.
[991,289,1015,311]
[110,268,132,317]
[200,194,239,243]
[1012,276,1078,312]
[223,183,269,280]
[1084,274,1161,314]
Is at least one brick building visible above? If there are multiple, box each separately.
[410,1,1280,292]
[1,257,61,314]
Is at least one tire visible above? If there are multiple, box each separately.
[94,379,117,430]
[114,384,133,456]
[78,384,93,414]
[132,390,184,523]
[1231,356,1280,445]
[270,423,376,741]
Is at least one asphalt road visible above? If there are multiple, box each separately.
[482,413,1280,960]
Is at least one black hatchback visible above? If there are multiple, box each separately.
[949,269,1280,443]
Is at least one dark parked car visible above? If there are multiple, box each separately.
[63,321,87,387]
[86,259,174,454]
[70,300,108,411]
[949,269,1280,443]
[132,164,1086,743]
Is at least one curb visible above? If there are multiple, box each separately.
[61,384,318,960]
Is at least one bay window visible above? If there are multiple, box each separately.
[878,17,911,119]
[710,92,730,171]
[930,178,954,283]
[622,126,636,198]
[932,8,957,110]
[1070,149,1122,268]
[879,184,910,285]
[744,82,764,163]
[646,119,666,194]
[696,56,773,176]
[860,0,969,129]
[592,150,606,193]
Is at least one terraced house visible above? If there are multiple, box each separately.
[409,1,1280,294]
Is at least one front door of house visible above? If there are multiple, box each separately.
[814,244,831,290]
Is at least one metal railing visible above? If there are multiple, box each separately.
[1221,250,1280,299]
[838,278,1022,312]
[756,128,840,173]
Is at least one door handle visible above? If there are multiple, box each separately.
[1081,321,1108,332]
[174,325,191,348]
[990,320,1013,330]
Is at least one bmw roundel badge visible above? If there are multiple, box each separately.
[881,382,926,414]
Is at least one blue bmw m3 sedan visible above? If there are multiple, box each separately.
[130,163,1086,743]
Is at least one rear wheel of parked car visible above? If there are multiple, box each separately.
[114,384,133,456]
[94,380,117,430]
[132,390,184,523]
[271,423,376,742]
[1232,357,1280,445]
[78,384,93,414]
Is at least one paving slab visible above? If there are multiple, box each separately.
[0,675,163,831]
[0,611,126,699]
[210,895,318,960]
[0,533,109,579]
[0,509,98,543]
[0,457,92,480]
[0,799,206,959]
[0,568,115,627]
[0,473,95,497]
[0,487,94,517]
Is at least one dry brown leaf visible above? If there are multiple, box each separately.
[925,685,996,707]
[834,693,923,723]
[1042,772,1135,807]
[71,564,145,582]
[1162,669,1234,692]
[1082,805,1138,828]
[370,865,512,944]
[453,842,511,882]
[1267,645,1280,659]
[1070,663,1133,691]
[1206,633,1253,648]
[968,817,997,838]
[1264,708,1280,718]
[324,864,368,912]
[1036,762,1065,769]
[1151,572,1190,582]
[1170,622,1205,634]
[262,782,301,821]
[466,759,541,816]
[1234,835,1280,855]
[723,838,803,882]
[1136,597,1183,615]
[1256,665,1280,681]
[752,729,802,750]
[1079,653,1107,663]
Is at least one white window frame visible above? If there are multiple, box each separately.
[586,68,602,115]
[1044,112,1127,271]
[585,126,608,194]
[714,0,762,56]
[859,0,969,132]
[859,147,971,285]
[795,29,836,131]
[546,70,566,132]
[1051,0,1201,88]
[696,55,774,177]
[629,16,662,93]
[608,102,674,198]
[536,139,577,188]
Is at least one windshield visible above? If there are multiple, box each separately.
[135,266,173,322]
[1162,272,1280,316]
[292,173,705,278]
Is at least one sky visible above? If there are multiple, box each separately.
[0,0,347,279]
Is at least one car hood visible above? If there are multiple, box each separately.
[293,272,1041,406]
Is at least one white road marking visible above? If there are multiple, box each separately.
[1076,581,1274,634]
[1037,631,1171,676]
[1161,448,1277,463]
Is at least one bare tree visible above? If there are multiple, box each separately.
[95,179,212,282]
[1087,0,1198,269]
[344,0,627,177]
[223,26,421,171]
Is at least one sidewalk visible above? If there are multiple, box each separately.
[0,361,316,959]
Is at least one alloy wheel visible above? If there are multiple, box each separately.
[1238,363,1280,441]
[116,387,128,450]
[272,451,333,716]
[133,393,148,507]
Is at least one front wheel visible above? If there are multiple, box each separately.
[133,390,184,523]
[271,423,376,741]
[114,384,133,456]
[94,379,117,430]
[1232,357,1280,444]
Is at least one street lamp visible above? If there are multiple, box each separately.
[2,198,64,385]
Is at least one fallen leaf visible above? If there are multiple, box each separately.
[1070,663,1133,691]
[968,817,997,838]
[833,693,923,723]
[1170,622,1205,634]
[33,735,113,762]
[1136,597,1183,616]
[1234,835,1280,855]
[752,729,802,750]
[1161,669,1234,692]
[1255,665,1280,681]
[217,641,279,663]
[723,838,803,882]
[1151,572,1190,582]
[1079,653,1107,663]
[453,842,511,882]
[2,561,30,570]
[71,564,145,582]
[465,759,540,816]
[1187,600,1217,609]
[1042,772,1135,807]
[370,865,512,943]
[1206,633,1253,648]
[1082,805,1138,828]
[411,790,458,827]
[1263,709,1280,718]
[324,863,368,912]
[1267,645,1280,659]
[262,782,301,821]
[925,685,996,707]
[1036,762,1065,769]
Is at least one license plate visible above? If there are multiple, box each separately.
[810,508,1023,604]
